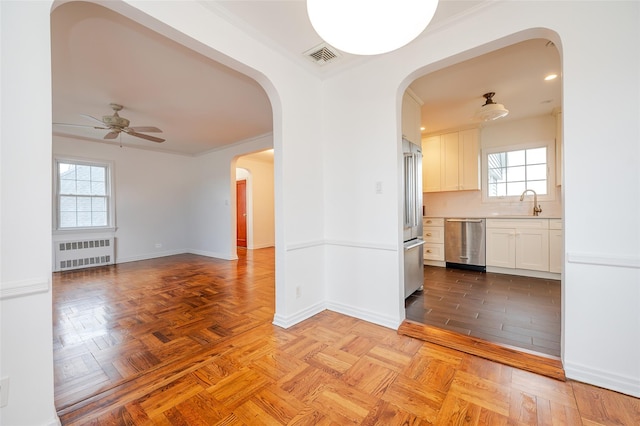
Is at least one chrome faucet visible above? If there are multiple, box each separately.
[520,189,542,216]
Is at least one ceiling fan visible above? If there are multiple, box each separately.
[54,103,165,143]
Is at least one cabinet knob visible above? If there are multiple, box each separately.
[426,250,432,253]
[426,233,432,237]
[426,220,432,224]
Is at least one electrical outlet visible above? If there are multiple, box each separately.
[296,286,301,299]
[0,377,9,408]
[375,181,383,194]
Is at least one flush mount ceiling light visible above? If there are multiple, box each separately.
[307,0,439,55]
[477,92,509,121]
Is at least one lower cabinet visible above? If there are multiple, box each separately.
[486,219,550,272]
[423,217,444,263]
[549,219,563,273]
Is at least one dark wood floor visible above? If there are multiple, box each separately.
[52,249,639,425]
[406,266,561,357]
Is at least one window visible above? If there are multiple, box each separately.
[482,143,555,201]
[55,159,113,230]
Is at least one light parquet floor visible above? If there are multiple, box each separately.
[52,248,640,425]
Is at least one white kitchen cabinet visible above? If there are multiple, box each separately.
[516,228,550,271]
[402,90,422,145]
[422,128,479,192]
[423,217,445,263]
[486,219,549,272]
[485,227,516,268]
[549,219,563,273]
[441,132,460,191]
[459,129,480,191]
[422,135,441,192]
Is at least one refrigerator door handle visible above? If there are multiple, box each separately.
[404,239,425,250]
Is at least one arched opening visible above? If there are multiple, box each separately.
[49,0,280,412]
[234,150,275,255]
[400,33,564,365]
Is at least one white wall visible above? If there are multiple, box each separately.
[53,138,192,262]
[188,135,273,260]
[236,154,275,249]
[0,2,60,425]
[424,114,563,218]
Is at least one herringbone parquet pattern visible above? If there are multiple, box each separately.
[52,249,640,425]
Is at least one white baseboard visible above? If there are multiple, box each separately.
[564,361,640,398]
[187,249,237,261]
[47,415,62,426]
[272,302,326,329]
[116,248,187,264]
[486,266,561,280]
[325,301,402,330]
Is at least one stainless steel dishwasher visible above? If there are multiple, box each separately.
[445,218,486,271]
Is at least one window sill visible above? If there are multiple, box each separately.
[53,227,117,237]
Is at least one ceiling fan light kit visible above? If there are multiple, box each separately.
[306,0,439,55]
[477,92,509,121]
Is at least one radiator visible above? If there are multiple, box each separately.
[54,238,115,272]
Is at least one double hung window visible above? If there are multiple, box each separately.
[55,159,113,230]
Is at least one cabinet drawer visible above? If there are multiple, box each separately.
[423,226,444,243]
[423,217,444,227]
[486,218,549,229]
[424,243,444,261]
[549,219,563,230]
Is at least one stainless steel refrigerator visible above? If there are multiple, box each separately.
[402,138,424,298]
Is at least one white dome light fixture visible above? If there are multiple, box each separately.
[307,0,439,56]
[477,92,509,121]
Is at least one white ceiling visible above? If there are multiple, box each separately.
[51,1,560,156]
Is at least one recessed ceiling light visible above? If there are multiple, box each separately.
[544,74,558,81]
[420,127,425,131]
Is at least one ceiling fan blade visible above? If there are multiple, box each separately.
[53,122,109,130]
[128,126,162,133]
[104,131,120,140]
[124,129,165,143]
[80,114,107,127]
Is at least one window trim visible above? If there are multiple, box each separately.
[53,156,116,233]
[481,141,556,203]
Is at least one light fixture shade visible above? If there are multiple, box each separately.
[477,92,509,121]
[307,0,439,55]
[477,103,509,121]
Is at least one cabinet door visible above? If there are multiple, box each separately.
[422,136,441,192]
[549,229,563,273]
[486,228,516,268]
[459,129,480,190]
[441,132,459,191]
[516,228,550,271]
[402,92,421,144]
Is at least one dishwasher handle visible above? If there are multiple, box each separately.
[446,218,484,223]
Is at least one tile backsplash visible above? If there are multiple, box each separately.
[424,186,563,218]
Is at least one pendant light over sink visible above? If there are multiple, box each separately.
[307,0,439,55]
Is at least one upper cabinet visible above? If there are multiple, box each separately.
[402,90,423,145]
[423,128,480,192]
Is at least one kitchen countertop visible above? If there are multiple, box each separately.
[424,216,562,220]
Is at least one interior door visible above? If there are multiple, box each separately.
[236,180,247,247]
